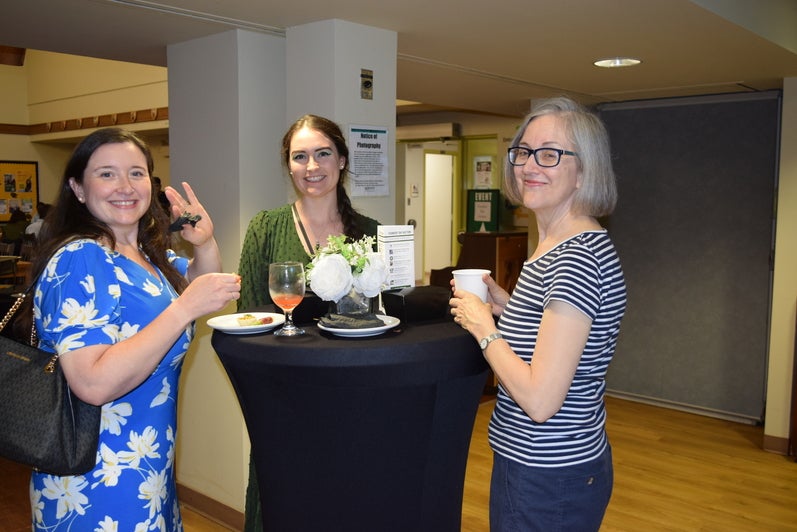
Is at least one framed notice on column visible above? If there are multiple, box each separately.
[0,160,38,221]
[473,156,493,189]
[348,125,389,197]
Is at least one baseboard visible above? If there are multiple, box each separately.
[177,483,244,531]
[762,434,789,455]
[605,390,761,425]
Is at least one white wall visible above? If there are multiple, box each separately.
[765,76,797,444]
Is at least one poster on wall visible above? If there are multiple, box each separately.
[466,189,499,232]
[473,156,493,189]
[348,124,389,197]
[0,161,38,221]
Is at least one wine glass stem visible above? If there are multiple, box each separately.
[284,310,295,330]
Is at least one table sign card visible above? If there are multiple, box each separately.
[377,225,415,289]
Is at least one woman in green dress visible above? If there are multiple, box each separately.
[237,114,379,530]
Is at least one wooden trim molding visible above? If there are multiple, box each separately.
[0,124,30,135]
[762,434,789,455]
[176,482,244,531]
[0,46,26,66]
[0,107,169,136]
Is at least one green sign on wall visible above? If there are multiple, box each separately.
[466,189,499,232]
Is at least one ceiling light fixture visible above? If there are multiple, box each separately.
[594,57,641,68]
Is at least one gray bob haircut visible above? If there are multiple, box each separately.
[503,96,617,217]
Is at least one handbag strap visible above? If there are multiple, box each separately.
[0,273,42,346]
[0,292,27,331]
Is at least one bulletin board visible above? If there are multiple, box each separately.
[0,161,38,221]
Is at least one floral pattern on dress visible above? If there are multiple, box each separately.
[30,239,191,531]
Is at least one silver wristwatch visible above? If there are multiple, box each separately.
[479,332,502,350]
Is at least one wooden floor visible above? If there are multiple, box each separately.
[3,396,797,531]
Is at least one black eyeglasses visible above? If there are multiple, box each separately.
[507,146,578,167]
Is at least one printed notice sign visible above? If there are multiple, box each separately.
[474,156,493,189]
[348,125,389,197]
[474,201,493,222]
[377,225,415,289]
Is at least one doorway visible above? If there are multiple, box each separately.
[423,152,454,277]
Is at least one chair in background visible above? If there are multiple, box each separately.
[429,231,528,293]
[14,237,36,286]
[0,243,18,286]
[19,238,35,262]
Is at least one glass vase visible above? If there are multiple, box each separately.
[334,288,373,316]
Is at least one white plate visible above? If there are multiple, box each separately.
[207,312,285,335]
[317,315,400,337]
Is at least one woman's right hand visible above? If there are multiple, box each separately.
[449,273,510,316]
[173,272,241,322]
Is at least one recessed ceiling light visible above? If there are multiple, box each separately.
[594,57,641,68]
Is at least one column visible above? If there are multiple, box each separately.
[166,29,286,513]
[287,19,397,224]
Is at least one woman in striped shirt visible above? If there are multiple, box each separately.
[450,96,626,531]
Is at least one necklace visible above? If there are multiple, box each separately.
[292,203,316,254]
[293,202,345,254]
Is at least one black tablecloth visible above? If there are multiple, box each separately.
[212,317,488,532]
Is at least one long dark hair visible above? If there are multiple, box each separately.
[15,128,184,338]
[281,114,366,241]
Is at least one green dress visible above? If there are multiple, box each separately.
[237,202,379,531]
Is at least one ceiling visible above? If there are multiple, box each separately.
[3,0,797,118]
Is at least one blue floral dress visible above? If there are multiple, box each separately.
[29,239,192,531]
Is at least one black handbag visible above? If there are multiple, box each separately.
[0,286,101,476]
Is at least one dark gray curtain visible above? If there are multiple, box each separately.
[599,92,780,422]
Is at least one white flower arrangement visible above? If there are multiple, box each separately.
[307,235,388,302]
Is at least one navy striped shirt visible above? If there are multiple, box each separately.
[488,230,626,467]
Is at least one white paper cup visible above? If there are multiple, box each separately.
[452,269,490,302]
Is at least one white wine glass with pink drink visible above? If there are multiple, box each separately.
[268,262,306,336]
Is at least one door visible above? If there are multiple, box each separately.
[424,153,454,276]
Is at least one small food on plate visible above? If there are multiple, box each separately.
[236,314,274,326]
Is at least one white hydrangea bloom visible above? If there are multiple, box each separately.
[353,252,388,297]
[309,254,353,302]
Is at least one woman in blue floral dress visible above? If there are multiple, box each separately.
[22,128,241,531]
